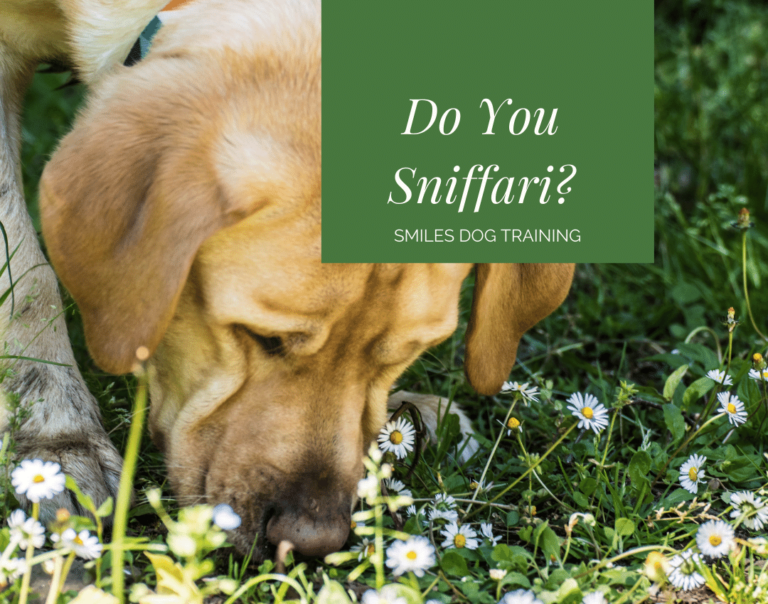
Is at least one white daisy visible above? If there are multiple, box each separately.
[696,519,734,559]
[679,454,706,494]
[501,381,539,403]
[716,392,747,426]
[384,478,412,499]
[361,585,407,604]
[350,538,376,561]
[667,550,705,591]
[429,493,459,523]
[51,528,102,560]
[405,505,417,516]
[212,504,241,530]
[429,508,459,522]
[498,590,544,604]
[357,475,379,503]
[8,509,44,551]
[385,536,435,577]
[730,491,768,530]
[377,417,415,459]
[749,368,768,382]
[433,493,456,509]
[582,593,607,604]
[706,369,733,386]
[566,393,609,434]
[0,558,27,587]
[440,522,479,550]
[7,509,26,530]
[11,459,66,503]
[480,522,501,546]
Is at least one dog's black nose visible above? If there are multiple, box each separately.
[265,495,350,557]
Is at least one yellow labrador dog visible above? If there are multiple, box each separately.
[3,0,574,557]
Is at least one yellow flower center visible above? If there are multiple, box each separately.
[390,431,403,445]
[74,536,83,546]
[406,550,417,560]
[582,407,594,419]
[350,521,357,529]
[709,535,722,547]
[454,534,466,548]
[688,467,698,481]
[366,544,375,556]
[469,481,479,490]
[507,418,520,429]
[727,403,736,414]
[33,475,45,484]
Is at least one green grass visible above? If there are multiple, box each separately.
[1,4,768,601]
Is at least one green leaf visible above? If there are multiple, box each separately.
[96,497,114,518]
[579,477,597,496]
[676,343,719,370]
[491,544,513,563]
[572,491,589,508]
[501,572,531,589]
[682,377,714,408]
[615,518,635,537]
[544,568,570,590]
[663,403,686,443]
[532,519,549,548]
[663,364,688,400]
[539,527,561,563]
[316,579,353,604]
[505,510,519,527]
[65,475,96,516]
[628,450,651,492]
[671,282,701,304]
[441,550,469,577]
[555,578,582,603]
[662,488,694,507]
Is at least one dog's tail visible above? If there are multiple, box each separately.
[386,392,479,464]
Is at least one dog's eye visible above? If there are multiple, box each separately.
[241,327,283,356]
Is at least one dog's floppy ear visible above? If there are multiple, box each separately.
[39,65,255,375]
[464,264,575,395]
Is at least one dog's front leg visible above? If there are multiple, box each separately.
[0,48,122,521]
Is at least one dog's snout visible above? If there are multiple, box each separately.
[265,492,351,557]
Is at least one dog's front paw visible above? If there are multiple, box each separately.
[3,363,124,523]
[13,429,122,523]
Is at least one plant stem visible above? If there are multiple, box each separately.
[650,413,726,490]
[18,501,38,604]
[224,574,307,604]
[373,498,385,591]
[572,544,677,579]
[59,551,76,593]
[464,422,577,520]
[590,408,619,510]
[421,574,440,599]
[463,396,518,517]
[742,230,768,342]
[112,362,149,603]
[45,555,63,604]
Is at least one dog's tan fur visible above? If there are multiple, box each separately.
[3,0,573,557]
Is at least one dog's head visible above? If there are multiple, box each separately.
[39,0,573,558]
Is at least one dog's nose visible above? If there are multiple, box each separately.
[265,499,350,557]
